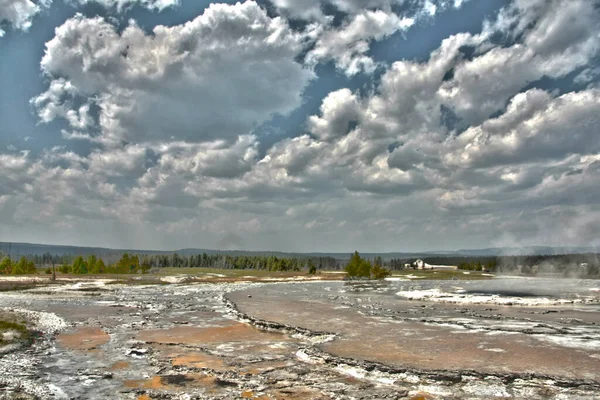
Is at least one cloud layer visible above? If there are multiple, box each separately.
[1,0,600,251]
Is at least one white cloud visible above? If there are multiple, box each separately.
[574,67,600,86]
[88,144,149,177]
[306,9,414,75]
[436,0,600,128]
[69,0,179,12]
[153,135,259,179]
[272,0,469,76]
[269,0,471,23]
[422,0,436,16]
[443,88,600,168]
[269,0,399,20]
[33,2,315,146]
[0,0,178,37]
[307,88,362,141]
[268,0,327,22]
[0,0,48,36]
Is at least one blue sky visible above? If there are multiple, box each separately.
[0,0,599,252]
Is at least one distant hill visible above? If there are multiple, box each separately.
[0,241,598,260]
[444,246,600,257]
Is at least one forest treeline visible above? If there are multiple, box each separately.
[0,251,340,275]
[0,250,599,277]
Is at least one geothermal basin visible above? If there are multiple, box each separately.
[0,276,599,399]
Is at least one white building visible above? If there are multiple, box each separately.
[411,259,457,270]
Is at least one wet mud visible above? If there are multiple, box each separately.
[0,277,598,399]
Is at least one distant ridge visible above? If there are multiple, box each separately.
[0,241,598,260]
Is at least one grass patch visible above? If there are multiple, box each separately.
[0,282,39,292]
[105,278,170,285]
[0,319,31,346]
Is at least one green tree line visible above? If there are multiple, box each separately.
[0,256,37,275]
[0,252,341,275]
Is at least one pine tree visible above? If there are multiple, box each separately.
[345,251,372,278]
[0,257,13,275]
[87,255,97,274]
[72,256,85,274]
[96,258,106,273]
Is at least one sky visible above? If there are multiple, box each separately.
[0,0,599,253]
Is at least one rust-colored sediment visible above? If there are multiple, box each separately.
[230,289,600,381]
[322,330,600,380]
[171,352,226,370]
[137,322,289,345]
[124,374,217,391]
[240,360,291,375]
[109,361,130,370]
[125,376,165,390]
[56,327,110,350]
[241,387,330,400]
[240,391,270,399]
[270,388,332,399]
[409,393,435,400]
[137,395,152,400]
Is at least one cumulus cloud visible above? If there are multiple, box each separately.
[0,0,181,37]
[200,0,600,248]
[272,0,472,75]
[307,88,362,141]
[268,0,327,22]
[69,0,179,12]
[5,0,600,251]
[444,89,600,168]
[33,2,314,146]
[269,0,466,20]
[152,135,259,179]
[0,0,49,36]
[306,9,414,75]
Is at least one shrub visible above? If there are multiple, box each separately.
[371,264,391,279]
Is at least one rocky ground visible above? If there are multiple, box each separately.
[0,277,599,399]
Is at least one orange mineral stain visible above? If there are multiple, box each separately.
[56,327,110,350]
[109,361,130,371]
[171,352,226,370]
[125,376,165,390]
[409,393,434,400]
[240,391,270,400]
[137,322,289,345]
[241,360,290,375]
